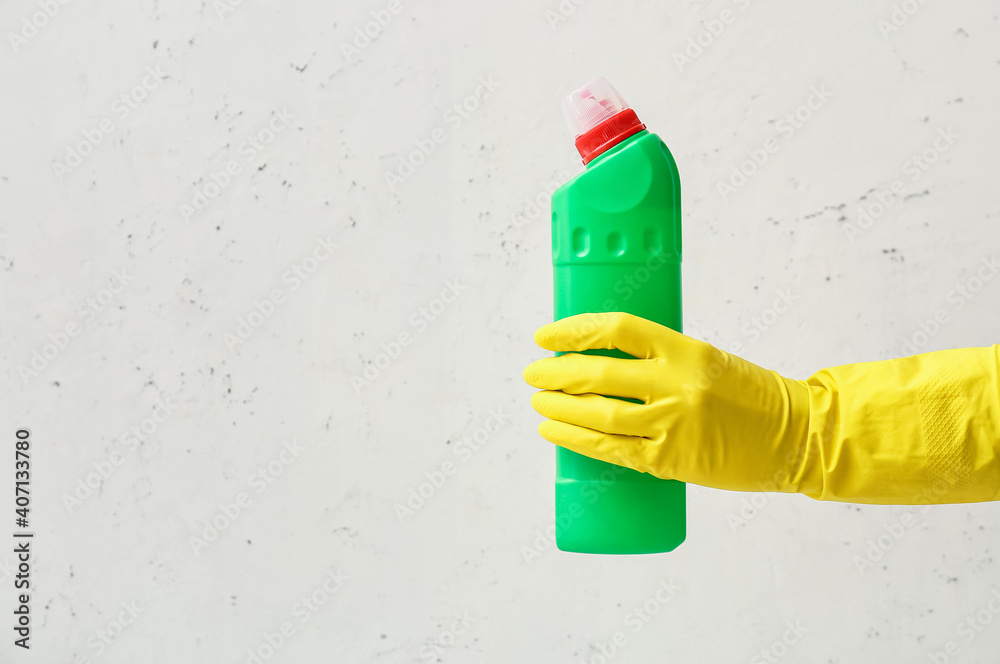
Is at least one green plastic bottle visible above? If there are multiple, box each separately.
[550,78,685,554]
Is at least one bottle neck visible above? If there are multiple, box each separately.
[574,108,646,165]
[584,130,649,168]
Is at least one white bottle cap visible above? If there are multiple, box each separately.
[561,77,631,138]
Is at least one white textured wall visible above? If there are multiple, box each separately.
[2,0,999,661]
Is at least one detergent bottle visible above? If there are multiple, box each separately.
[550,78,685,554]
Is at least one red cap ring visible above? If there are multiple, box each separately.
[574,109,646,164]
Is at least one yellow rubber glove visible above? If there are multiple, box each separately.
[524,312,1000,505]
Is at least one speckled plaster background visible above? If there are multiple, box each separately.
[2,0,1000,662]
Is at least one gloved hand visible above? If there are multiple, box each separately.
[523,312,1000,505]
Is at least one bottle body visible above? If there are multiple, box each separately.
[550,130,686,554]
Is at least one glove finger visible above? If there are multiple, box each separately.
[523,353,655,402]
[533,312,683,359]
[537,419,648,472]
[531,390,650,438]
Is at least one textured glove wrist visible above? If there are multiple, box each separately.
[796,345,1000,504]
